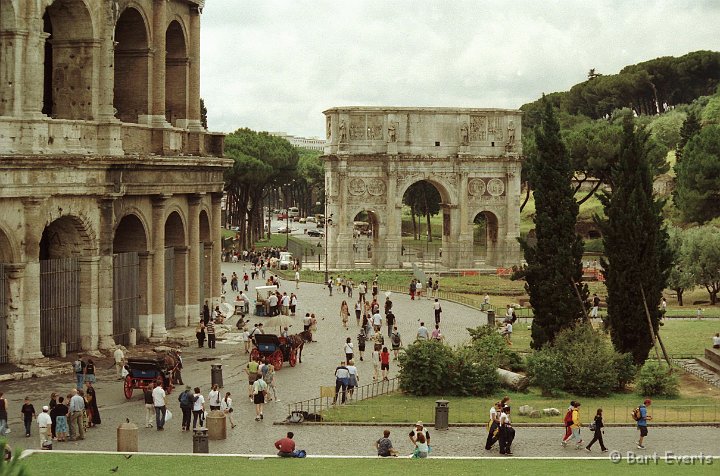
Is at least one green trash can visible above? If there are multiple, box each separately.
[435,400,449,430]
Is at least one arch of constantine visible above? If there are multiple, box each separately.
[0,0,231,364]
[322,107,523,270]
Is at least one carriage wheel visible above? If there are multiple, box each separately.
[289,348,297,367]
[271,350,283,370]
[250,348,260,361]
[123,376,134,399]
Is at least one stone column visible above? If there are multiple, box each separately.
[78,256,100,350]
[0,30,27,116]
[21,197,45,360]
[187,195,201,325]
[457,174,474,265]
[5,264,26,363]
[173,246,189,327]
[21,2,46,118]
[504,166,522,266]
[203,243,213,307]
[210,194,222,302]
[385,168,402,268]
[151,195,168,340]
[96,11,116,122]
[185,5,203,131]
[142,0,169,128]
[137,251,153,339]
[97,199,115,349]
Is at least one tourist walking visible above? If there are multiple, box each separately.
[152,381,167,431]
[253,375,268,421]
[347,278,353,298]
[52,397,68,442]
[85,381,101,427]
[290,293,297,316]
[636,399,652,449]
[344,337,354,363]
[498,405,515,455]
[333,361,350,405]
[196,321,206,348]
[390,326,402,359]
[357,329,367,361]
[358,281,366,303]
[208,384,221,411]
[327,276,333,296]
[355,301,362,326]
[380,347,391,381]
[386,311,395,338]
[36,406,51,447]
[371,348,380,381]
[485,401,502,450]
[21,397,36,437]
[586,408,608,452]
[409,279,417,300]
[72,355,85,391]
[143,383,155,428]
[0,392,8,436]
[433,299,442,325]
[178,385,194,432]
[84,359,97,385]
[192,387,205,429]
[340,300,350,329]
[68,390,85,441]
[416,322,429,341]
[48,392,57,438]
[221,392,236,429]
[206,320,216,348]
[246,357,260,400]
[295,270,300,289]
[264,362,278,402]
[562,401,583,449]
[346,360,359,399]
[114,347,125,380]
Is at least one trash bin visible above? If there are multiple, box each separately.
[211,364,223,388]
[117,420,138,452]
[206,410,227,440]
[193,428,209,453]
[487,310,496,327]
[435,400,449,430]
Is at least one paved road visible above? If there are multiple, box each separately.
[1,265,717,457]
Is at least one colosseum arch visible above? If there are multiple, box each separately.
[164,210,187,329]
[114,5,151,123]
[43,0,97,120]
[323,107,523,270]
[165,19,188,126]
[0,223,16,363]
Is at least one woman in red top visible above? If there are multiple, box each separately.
[380,347,391,381]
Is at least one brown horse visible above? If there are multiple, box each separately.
[159,350,182,385]
[286,330,312,364]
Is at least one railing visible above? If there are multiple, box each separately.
[287,377,398,418]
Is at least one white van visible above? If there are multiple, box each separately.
[279,252,293,270]
[288,207,300,218]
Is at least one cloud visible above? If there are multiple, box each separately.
[199,0,720,136]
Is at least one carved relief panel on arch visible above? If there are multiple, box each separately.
[468,178,506,203]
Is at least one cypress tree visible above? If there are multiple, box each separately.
[595,118,671,365]
[675,111,701,162]
[521,99,588,350]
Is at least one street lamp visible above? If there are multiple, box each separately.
[316,200,331,283]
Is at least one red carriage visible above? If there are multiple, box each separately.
[250,334,297,370]
[123,357,174,399]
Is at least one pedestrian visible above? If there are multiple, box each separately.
[178,385,194,432]
[586,408,608,452]
[591,293,600,318]
[327,276,333,296]
[303,313,312,332]
[113,346,125,380]
[390,326,402,359]
[409,279,416,300]
[275,431,298,457]
[21,397,36,438]
[485,401,502,450]
[358,281,366,304]
[340,300,350,329]
[290,293,297,316]
[371,348,380,381]
[502,321,513,345]
[295,270,300,289]
[206,320,216,349]
[372,280,379,298]
[498,405,515,456]
[333,361,350,404]
[562,401,583,449]
[36,406,52,447]
[427,277,433,300]
[47,393,58,439]
[281,292,290,316]
[416,322,429,341]
[355,301,362,327]
[433,299,442,325]
[347,278,353,298]
[231,272,238,292]
[372,310,382,332]
[264,362,278,402]
[253,374,268,421]
[346,359,359,399]
[696,307,703,320]
[341,275,347,294]
[202,300,210,325]
[152,380,167,431]
[244,272,249,291]
[83,359,97,385]
[344,337,354,363]
[221,273,227,293]
[409,421,431,448]
[433,279,439,298]
[221,392,236,429]
[246,357,260,401]
[196,321,206,348]
[380,346,390,381]
[0,392,8,436]
[68,390,85,441]
[713,333,720,349]
[208,384,221,411]
[431,325,444,342]
[85,381,101,427]
[562,400,575,444]
[72,355,85,390]
[375,429,398,457]
[52,396,68,442]
[143,382,155,428]
[636,399,652,449]
[416,280,423,299]
[357,328,367,362]
[386,311,395,338]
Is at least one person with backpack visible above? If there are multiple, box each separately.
[585,408,607,452]
[561,401,575,444]
[386,311,395,338]
[390,326,402,360]
[562,401,583,449]
[72,355,86,391]
[635,399,652,449]
[177,385,194,432]
[357,329,367,362]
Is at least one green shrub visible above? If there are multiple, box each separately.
[397,340,455,396]
[467,325,524,371]
[613,352,638,390]
[450,347,500,396]
[635,360,679,397]
[526,348,564,396]
[0,439,27,476]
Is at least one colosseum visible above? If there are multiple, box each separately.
[0,0,230,363]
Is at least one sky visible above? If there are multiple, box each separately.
[199,0,720,138]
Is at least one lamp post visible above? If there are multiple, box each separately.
[316,200,330,283]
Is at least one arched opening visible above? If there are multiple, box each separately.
[112,214,148,345]
[351,210,381,266]
[39,216,91,356]
[0,226,14,363]
[199,210,211,308]
[401,180,444,265]
[113,7,150,123]
[472,211,499,266]
[43,0,96,120]
[164,211,187,329]
[165,20,187,126]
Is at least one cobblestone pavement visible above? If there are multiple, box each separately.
[1,264,718,457]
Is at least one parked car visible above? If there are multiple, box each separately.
[277,212,288,220]
[306,216,316,223]
[298,217,307,223]
[307,229,324,237]
[279,252,293,270]
[277,226,295,234]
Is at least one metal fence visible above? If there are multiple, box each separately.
[40,257,81,356]
[113,252,139,346]
[287,377,398,417]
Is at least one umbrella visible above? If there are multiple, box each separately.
[264,314,295,331]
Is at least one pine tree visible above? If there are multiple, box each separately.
[520,99,588,350]
[675,111,700,161]
[595,118,671,365]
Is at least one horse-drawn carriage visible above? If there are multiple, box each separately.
[250,334,297,370]
[123,357,175,399]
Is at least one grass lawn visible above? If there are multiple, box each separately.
[321,376,720,425]
[20,453,720,476]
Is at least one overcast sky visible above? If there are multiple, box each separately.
[199,0,720,137]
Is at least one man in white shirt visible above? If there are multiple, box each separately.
[281,293,290,315]
[502,322,513,345]
[152,383,166,430]
[36,406,52,446]
[416,322,429,341]
[372,312,382,331]
[268,293,278,316]
[113,347,125,380]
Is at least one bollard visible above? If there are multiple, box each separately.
[486,310,496,327]
[435,400,449,430]
[117,420,139,452]
[59,342,67,358]
[211,364,223,388]
[193,428,209,453]
[129,328,137,347]
[206,410,227,440]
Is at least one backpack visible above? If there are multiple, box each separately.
[392,333,401,346]
[588,420,596,432]
[632,407,642,422]
[295,449,307,458]
[179,390,192,408]
[73,360,84,373]
[563,409,573,427]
